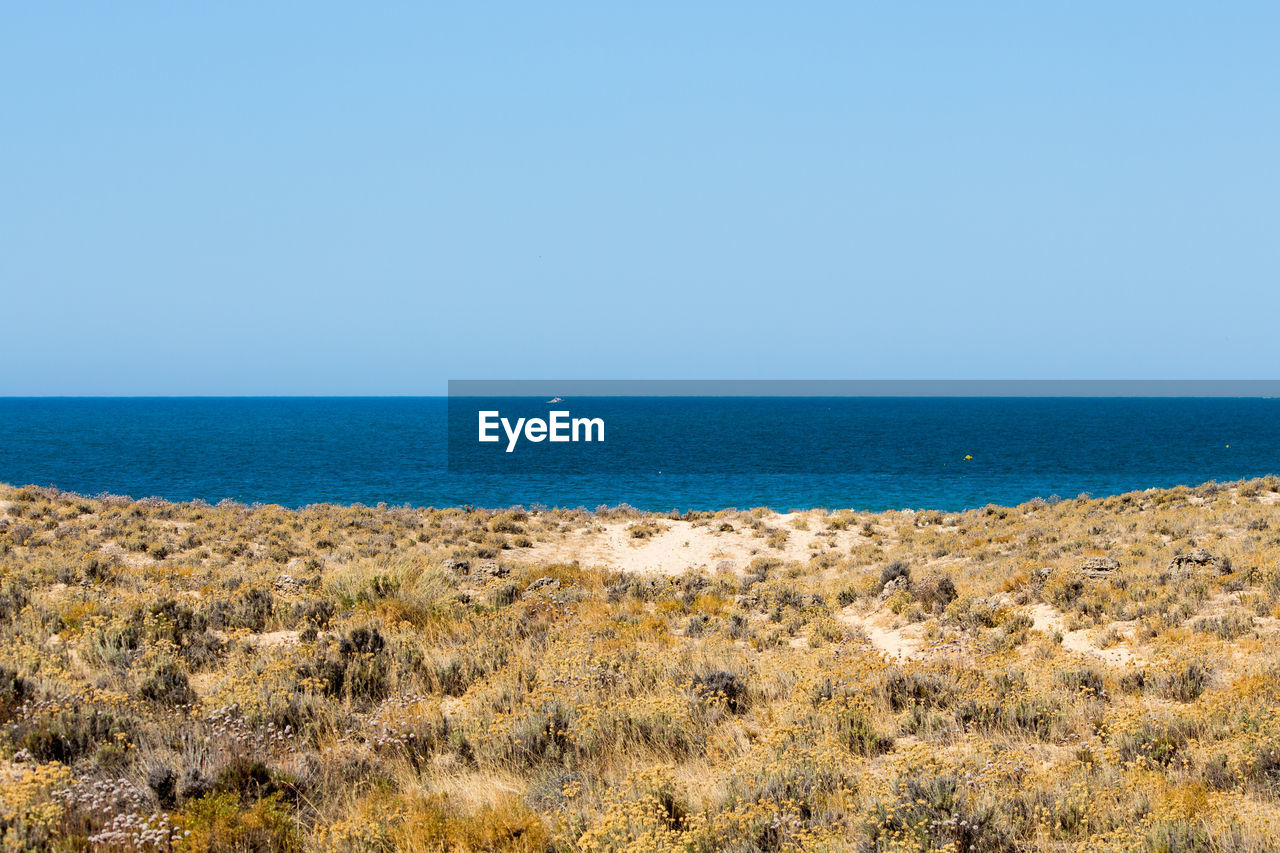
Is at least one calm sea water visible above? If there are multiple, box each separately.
[1,397,1276,511]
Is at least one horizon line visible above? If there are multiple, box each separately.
[8,382,1280,400]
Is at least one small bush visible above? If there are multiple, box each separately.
[915,572,958,608]
[1155,661,1211,702]
[1113,716,1193,767]
[179,791,301,853]
[866,775,1013,853]
[139,660,196,706]
[878,560,910,592]
[210,587,275,632]
[692,670,749,714]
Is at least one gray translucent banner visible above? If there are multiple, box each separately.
[447,380,1280,477]
[449,379,1280,397]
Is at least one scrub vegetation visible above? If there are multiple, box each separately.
[2,478,1280,851]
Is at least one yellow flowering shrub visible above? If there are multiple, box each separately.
[1,479,1280,850]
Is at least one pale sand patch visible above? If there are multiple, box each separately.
[99,541,154,569]
[64,645,88,681]
[40,582,73,602]
[837,606,925,659]
[189,672,218,696]
[219,629,300,648]
[1197,590,1242,615]
[1029,603,1144,666]
[525,513,865,575]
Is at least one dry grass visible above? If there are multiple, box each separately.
[2,478,1280,850]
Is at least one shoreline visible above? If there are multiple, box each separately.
[2,475,1277,517]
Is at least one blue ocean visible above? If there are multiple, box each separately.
[1,397,1276,511]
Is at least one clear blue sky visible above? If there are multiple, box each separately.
[4,3,1277,395]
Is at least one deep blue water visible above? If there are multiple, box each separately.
[1,397,1277,511]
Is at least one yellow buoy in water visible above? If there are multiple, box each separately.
[964,454,973,461]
